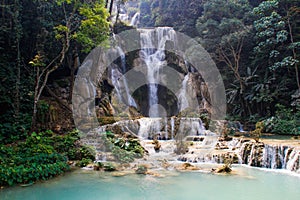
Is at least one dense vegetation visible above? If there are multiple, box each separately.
[0,0,299,187]
[101,131,145,163]
[0,0,110,187]
[0,130,95,186]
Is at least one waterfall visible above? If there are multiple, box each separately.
[178,73,190,111]
[237,122,244,132]
[239,141,300,173]
[116,47,137,107]
[138,118,162,139]
[139,27,176,117]
[286,149,300,172]
[111,68,122,101]
[130,12,140,26]
[262,144,283,168]
[177,118,205,136]
[170,117,175,140]
[164,117,169,139]
[111,47,137,107]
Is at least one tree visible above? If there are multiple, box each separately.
[251,0,299,115]
[29,0,110,129]
[281,0,300,90]
[140,0,203,36]
[216,25,252,115]
[196,0,254,117]
[0,0,31,138]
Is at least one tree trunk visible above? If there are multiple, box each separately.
[109,0,114,15]
[31,66,40,131]
[105,0,109,8]
[14,0,21,121]
[287,12,300,90]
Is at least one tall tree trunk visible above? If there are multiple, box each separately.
[31,67,40,130]
[14,0,22,121]
[287,11,300,90]
[109,0,114,15]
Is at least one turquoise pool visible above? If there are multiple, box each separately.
[1,166,299,200]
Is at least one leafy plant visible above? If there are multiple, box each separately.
[251,121,263,142]
[75,158,92,167]
[263,104,300,135]
[0,129,96,187]
[112,146,135,163]
[101,131,144,163]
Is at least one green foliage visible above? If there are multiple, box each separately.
[97,161,104,168]
[0,144,69,187]
[75,1,110,52]
[0,0,34,141]
[1,0,112,137]
[253,0,289,69]
[101,131,144,163]
[139,0,202,35]
[0,121,28,144]
[0,129,95,187]
[114,138,144,157]
[37,100,50,124]
[28,54,46,67]
[112,145,135,163]
[52,129,95,161]
[75,158,92,167]
[251,121,264,142]
[110,137,144,163]
[264,104,300,135]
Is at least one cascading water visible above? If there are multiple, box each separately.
[170,117,175,139]
[238,141,300,173]
[138,118,162,139]
[84,117,300,174]
[177,117,205,136]
[111,68,123,102]
[139,27,176,117]
[177,73,190,111]
[117,47,137,107]
[111,47,137,107]
[130,12,140,26]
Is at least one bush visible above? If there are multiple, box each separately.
[75,158,92,167]
[112,146,135,163]
[101,132,145,163]
[251,121,263,142]
[264,104,300,135]
[0,129,96,187]
[0,145,69,186]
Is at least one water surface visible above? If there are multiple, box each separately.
[1,166,299,200]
